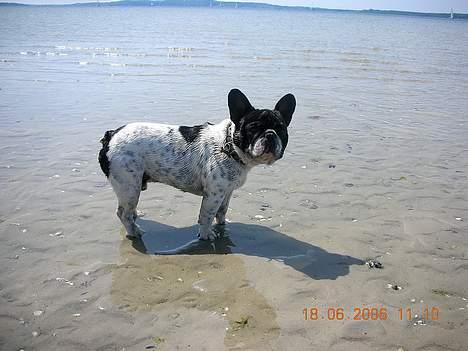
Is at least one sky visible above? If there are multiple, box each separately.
[6,0,468,13]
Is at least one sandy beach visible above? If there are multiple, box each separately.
[1,6,468,351]
[2,112,467,350]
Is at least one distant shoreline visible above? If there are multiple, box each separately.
[1,0,467,20]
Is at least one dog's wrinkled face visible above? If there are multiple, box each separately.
[228,89,296,165]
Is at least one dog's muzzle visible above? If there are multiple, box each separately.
[251,130,283,164]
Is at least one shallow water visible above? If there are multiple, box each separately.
[1,7,468,350]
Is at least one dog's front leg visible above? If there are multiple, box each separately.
[215,191,232,225]
[198,192,225,240]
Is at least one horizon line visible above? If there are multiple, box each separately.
[1,0,467,17]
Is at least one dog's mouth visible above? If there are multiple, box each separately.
[249,130,283,165]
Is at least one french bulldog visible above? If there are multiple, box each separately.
[99,89,296,240]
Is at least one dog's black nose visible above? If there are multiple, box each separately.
[265,131,275,139]
[264,132,276,153]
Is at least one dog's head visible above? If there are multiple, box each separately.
[228,88,296,165]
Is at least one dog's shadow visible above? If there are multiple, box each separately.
[132,219,364,280]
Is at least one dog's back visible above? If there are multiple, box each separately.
[99,121,236,196]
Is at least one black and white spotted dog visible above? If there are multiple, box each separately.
[99,89,296,240]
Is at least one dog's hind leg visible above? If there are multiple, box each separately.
[109,168,145,239]
[115,188,144,239]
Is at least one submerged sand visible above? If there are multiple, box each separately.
[1,150,467,350]
[1,110,468,351]
[1,7,468,351]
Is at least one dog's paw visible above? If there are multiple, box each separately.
[126,226,145,240]
[198,229,219,241]
[215,217,226,225]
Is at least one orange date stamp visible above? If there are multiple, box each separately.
[303,306,440,321]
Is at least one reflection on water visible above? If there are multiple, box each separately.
[113,226,280,349]
[113,221,363,347]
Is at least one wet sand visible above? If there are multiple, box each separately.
[1,135,467,350]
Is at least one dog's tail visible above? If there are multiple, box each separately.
[98,125,126,177]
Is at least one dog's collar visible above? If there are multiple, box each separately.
[222,122,246,166]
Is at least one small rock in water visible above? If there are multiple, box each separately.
[193,285,205,293]
[49,231,64,238]
[56,277,74,286]
[253,214,271,221]
[299,199,318,210]
[366,259,383,269]
[387,284,402,291]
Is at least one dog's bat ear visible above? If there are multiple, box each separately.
[274,93,296,127]
[228,89,254,126]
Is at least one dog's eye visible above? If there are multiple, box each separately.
[248,121,262,127]
[245,122,262,132]
[275,128,287,139]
